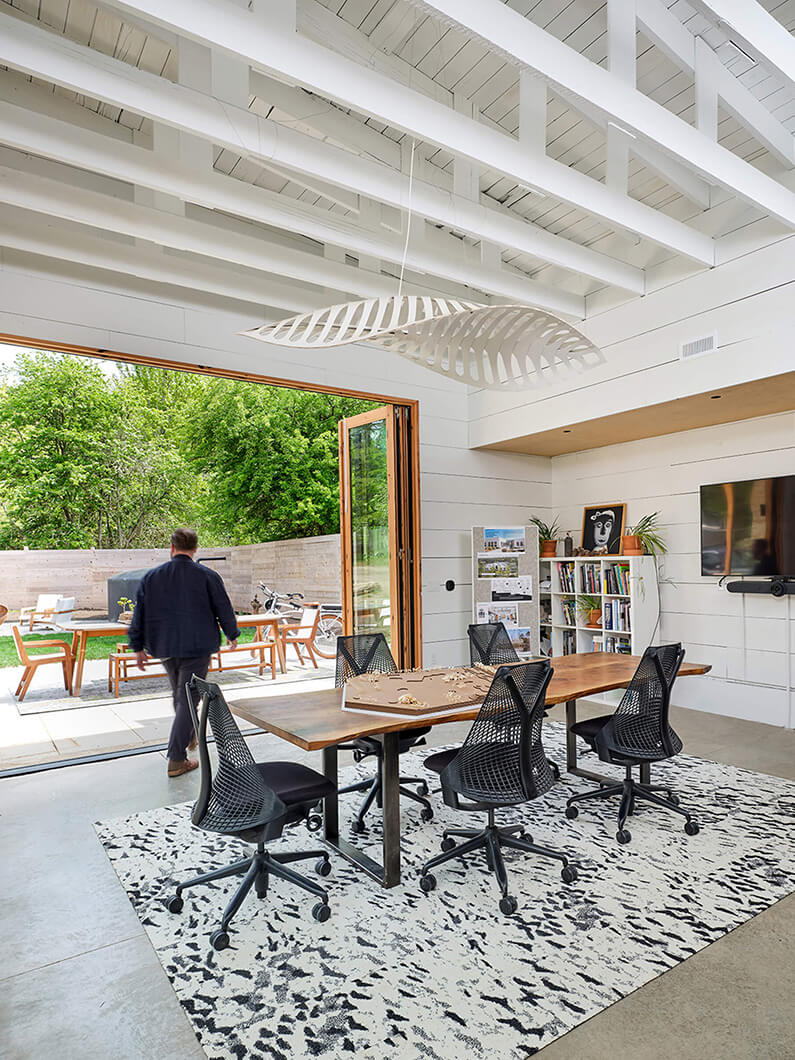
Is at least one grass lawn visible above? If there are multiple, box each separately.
[0,626,258,668]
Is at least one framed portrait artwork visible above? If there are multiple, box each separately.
[581,503,626,554]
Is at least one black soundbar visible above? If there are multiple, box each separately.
[726,577,793,597]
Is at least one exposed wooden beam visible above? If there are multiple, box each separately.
[0,24,635,301]
[636,0,795,168]
[0,204,323,313]
[0,164,402,299]
[415,0,794,222]
[0,100,586,315]
[691,0,795,93]
[80,0,712,263]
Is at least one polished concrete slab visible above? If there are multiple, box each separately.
[1,705,794,1059]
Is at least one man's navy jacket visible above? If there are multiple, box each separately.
[128,554,241,659]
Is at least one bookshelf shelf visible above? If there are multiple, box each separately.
[539,555,657,660]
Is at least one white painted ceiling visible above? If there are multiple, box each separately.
[0,0,792,320]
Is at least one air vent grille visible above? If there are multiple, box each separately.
[680,333,717,359]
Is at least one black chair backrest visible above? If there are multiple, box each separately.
[186,675,288,834]
[335,632,398,687]
[468,621,520,667]
[602,643,685,760]
[442,660,554,805]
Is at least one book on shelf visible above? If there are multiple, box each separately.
[604,634,631,654]
[604,562,631,595]
[562,630,576,655]
[603,599,631,632]
[558,562,576,593]
[580,563,602,594]
[560,599,577,626]
[591,635,604,652]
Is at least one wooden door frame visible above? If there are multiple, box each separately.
[0,331,423,663]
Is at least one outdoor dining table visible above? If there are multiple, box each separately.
[234,614,287,674]
[56,619,130,696]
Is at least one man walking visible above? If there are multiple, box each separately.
[128,528,240,777]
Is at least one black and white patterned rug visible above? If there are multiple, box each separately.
[95,725,795,1059]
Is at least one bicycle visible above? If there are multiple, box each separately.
[258,584,344,660]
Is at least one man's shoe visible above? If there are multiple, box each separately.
[168,758,199,778]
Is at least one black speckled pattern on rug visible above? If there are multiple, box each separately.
[95,724,795,1059]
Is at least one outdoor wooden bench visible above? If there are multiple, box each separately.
[108,637,278,696]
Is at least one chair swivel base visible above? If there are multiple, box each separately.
[167,841,332,950]
[565,764,700,845]
[419,809,577,916]
[338,773,433,833]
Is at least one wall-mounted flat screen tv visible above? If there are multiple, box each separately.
[700,475,795,577]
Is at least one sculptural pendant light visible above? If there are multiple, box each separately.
[241,141,603,390]
[242,296,603,390]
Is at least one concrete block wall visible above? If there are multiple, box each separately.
[0,535,341,614]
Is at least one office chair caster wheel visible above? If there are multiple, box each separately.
[668,793,680,806]
[419,873,437,893]
[684,820,700,836]
[417,781,429,796]
[312,902,331,923]
[210,930,229,951]
[315,857,331,877]
[420,806,434,823]
[561,865,578,884]
[352,819,366,834]
[166,894,183,914]
[565,805,579,820]
[307,814,323,832]
[499,895,518,916]
[440,837,456,852]
[616,828,632,845]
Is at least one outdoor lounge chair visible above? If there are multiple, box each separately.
[12,624,73,701]
[18,594,75,631]
[278,604,321,668]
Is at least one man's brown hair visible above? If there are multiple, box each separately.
[171,527,199,552]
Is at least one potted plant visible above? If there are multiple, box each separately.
[529,515,561,558]
[576,594,602,628]
[622,512,667,556]
[117,597,135,624]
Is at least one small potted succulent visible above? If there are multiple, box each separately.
[577,594,602,628]
[622,512,667,557]
[117,597,135,624]
[530,515,562,558]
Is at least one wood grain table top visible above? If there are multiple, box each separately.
[230,653,711,751]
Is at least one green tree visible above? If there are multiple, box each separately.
[185,382,376,543]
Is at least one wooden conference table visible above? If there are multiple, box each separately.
[231,653,711,888]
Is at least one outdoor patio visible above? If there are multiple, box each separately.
[0,628,334,771]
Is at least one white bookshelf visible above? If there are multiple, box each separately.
[538,555,658,662]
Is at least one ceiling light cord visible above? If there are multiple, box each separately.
[396,138,417,303]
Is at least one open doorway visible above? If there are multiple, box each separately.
[0,339,421,771]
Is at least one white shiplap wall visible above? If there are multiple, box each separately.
[0,250,553,667]
[551,412,795,728]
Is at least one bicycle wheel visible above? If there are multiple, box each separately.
[313,613,344,658]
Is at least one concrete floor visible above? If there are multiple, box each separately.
[1,701,794,1060]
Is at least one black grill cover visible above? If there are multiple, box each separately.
[107,568,152,621]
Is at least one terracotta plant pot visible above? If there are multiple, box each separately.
[586,609,602,628]
[540,539,557,557]
[621,534,642,556]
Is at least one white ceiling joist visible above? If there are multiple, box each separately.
[635,0,795,169]
[413,0,795,224]
[85,0,714,263]
[0,21,637,298]
[0,205,323,314]
[690,0,795,93]
[0,101,584,315]
[0,164,400,301]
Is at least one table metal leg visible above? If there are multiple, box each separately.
[321,739,400,888]
[381,732,401,888]
[564,697,638,787]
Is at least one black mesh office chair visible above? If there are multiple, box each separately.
[335,633,433,832]
[166,676,335,951]
[468,622,561,780]
[419,660,577,916]
[565,644,700,845]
